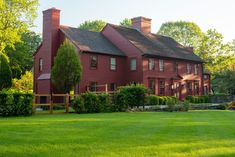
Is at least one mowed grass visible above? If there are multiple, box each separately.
[0,111,235,157]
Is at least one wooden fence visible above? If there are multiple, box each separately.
[33,93,80,114]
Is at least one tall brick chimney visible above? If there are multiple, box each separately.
[42,8,60,68]
[131,16,152,34]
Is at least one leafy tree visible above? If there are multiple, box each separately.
[196,29,235,75]
[51,40,82,93]
[0,0,39,53]
[158,21,203,47]
[120,18,132,28]
[11,71,33,92]
[212,70,235,95]
[6,32,41,78]
[79,20,106,32]
[0,52,12,90]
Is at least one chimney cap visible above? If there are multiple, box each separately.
[43,7,61,14]
[131,16,152,22]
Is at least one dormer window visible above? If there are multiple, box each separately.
[39,58,43,72]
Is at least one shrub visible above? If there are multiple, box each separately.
[97,93,113,112]
[145,95,159,106]
[166,97,176,112]
[71,96,85,113]
[81,92,99,113]
[0,91,33,117]
[113,92,128,112]
[115,84,147,109]
[182,100,190,111]
[186,95,210,103]
[228,101,235,110]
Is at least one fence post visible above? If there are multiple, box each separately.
[49,95,53,114]
[66,93,69,113]
[105,84,108,94]
[33,94,36,114]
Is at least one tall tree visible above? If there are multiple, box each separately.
[79,20,106,32]
[6,32,41,78]
[120,18,132,28]
[51,40,82,93]
[196,29,235,75]
[158,21,203,47]
[0,0,39,53]
[0,52,12,90]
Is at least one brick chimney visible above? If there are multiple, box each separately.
[131,16,152,34]
[42,8,60,68]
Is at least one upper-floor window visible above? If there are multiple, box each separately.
[39,58,43,72]
[173,61,178,73]
[90,56,97,69]
[130,58,137,71]
[204,75,209,80]
[110,57,116,70]
[148,58,155,70]
[187,63,192,74]
[194,64,199,75]
[159,59,164,72]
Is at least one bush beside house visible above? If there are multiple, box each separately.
[0,90,33,117]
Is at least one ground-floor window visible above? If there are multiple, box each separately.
[194,81,200,95]
[148,79,155,94]
[204,86,208,95]
[110,83,117,91]
[89,82,97,92]
[159,80,165,95]
[40,96,47,104]
[187,81,193,95]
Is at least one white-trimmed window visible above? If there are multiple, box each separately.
[194,64,199,75]
[148,58,155,70]
[110,57,116,70]
[159,59,164,72]
[130,58,137,71]
[90,55,98,69]
[39,58,43,71]
[187,63,192,74]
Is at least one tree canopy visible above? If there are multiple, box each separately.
[158,21,203,47]
[0,0,39,53]
[51,40,82,93]
[79,20,106,32]
[6,32,41,78]
[12,71,33,92]
[0,52,12,90]
[120,18,132,28]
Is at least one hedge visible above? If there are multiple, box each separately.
[145,95,178,106]
[71,92,113,113]
[0,91,33,117]
[185,95,210,103]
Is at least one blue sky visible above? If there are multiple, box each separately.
[32,0,235,42]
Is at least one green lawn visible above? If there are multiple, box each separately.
[0,111,235,157]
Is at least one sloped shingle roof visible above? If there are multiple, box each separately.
[109,24,203,62]
[60,25,125,56]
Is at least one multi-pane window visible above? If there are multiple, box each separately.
[90,56,97,69]
[110,83,117,91]
[39,58,43,71]
[194,81,199,95]
[194,64,199,75]
[187,63,192,74]
[110,57,116,70]
[204,75,208,80]
[130,58,137,71]
[148,58,155,70]
[148,79,155,94]
[90,82,97,92]
[159,59,164,72]
[187,82,193,95]
[159,80,165,95]
[173,61,178,73]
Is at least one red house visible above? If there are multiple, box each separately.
[34,8,210,101]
